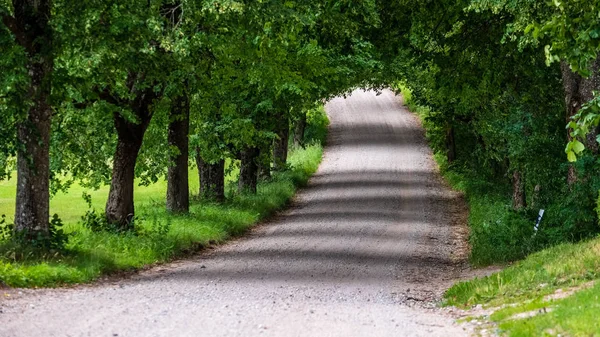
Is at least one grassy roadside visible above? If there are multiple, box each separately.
[0,108,328,288]
[445,237,600,336]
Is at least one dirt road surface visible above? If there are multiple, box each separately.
[0,89,473,337]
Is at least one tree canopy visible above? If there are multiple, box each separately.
[1,0,600,254]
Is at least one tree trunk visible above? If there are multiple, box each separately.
[512,170,526,210]
[258,146,271,180]
[166,94,190,213]
[273,117,289,171]
[561,57,600,185]
[105,94,154,228]
[105,134,141,227]
[195,151,225,201]
[6,0,54,238]
[445,125,456,164]
[207,159,225,202]
[531,184,541,210]
[195,148,207,196]
[239,147,259,194]
[197,154,207,196]
[293,114,307,148]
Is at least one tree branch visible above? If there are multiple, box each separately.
[1,12,31,51]
[71,87,125,109]
[98,87,125,106]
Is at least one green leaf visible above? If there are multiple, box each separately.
[572,140,585,154]
[567,150,577,162]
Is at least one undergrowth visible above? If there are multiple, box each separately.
[496,281,600,336]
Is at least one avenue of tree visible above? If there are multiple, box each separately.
[1,0,600,252]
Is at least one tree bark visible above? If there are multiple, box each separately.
[561,57,600,185]
[195,151,225,201]
[105,89,155,228]
[105,133,142,227]
[207,159,225,202]
[531,184,541,210]
[257,145,271,180]
[293,114,307,148]
[273,117,289,171]
[512,170,526,210]
[195,149,208,196]
[239,147,259,194]
[166,94,190,213]
[6,0,54,238]
[445,125,456,164]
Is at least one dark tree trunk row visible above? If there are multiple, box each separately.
[166,93,190,213]
[2,0,54,238]
[445,125,456,164]
[293,114,307,148]
[196,149,207,196]
[258,146,271,180]
[206,160,225,201]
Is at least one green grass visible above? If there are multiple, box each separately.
[497,282,600,336]
[443,236,600,335]
[445,237,600,307]
[0,108,329,288]
[0,160,240,225]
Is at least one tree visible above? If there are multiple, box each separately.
[467,0,600,172]
[1,0,54,238]
[166,89,190,213]
[54,0,181,227]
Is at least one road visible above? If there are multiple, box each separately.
[0,89,472,337]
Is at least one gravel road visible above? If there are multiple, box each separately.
[0,89,473,337]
